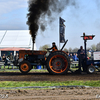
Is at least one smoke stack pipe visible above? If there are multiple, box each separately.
[32,41,34,50]
[30,30,34,51]
[32,37,34,51]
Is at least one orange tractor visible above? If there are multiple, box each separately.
[18,40,70,75]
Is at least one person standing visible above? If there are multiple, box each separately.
[77,46,86,74]
[2,54,8,69]
[9,53,14,69]
[9,53,14,61]
[14,53,19,68]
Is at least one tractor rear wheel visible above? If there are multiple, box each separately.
[46,51,70,75]
[19,60,31,74]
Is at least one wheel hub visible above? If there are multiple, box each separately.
[52,58,64,70]
[56,61,61,66]
[89,67,94,73]
[21,63,29,71]
[24,66,26,68]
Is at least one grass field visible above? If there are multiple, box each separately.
[0,81,100,88]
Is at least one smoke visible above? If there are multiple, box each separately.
[27,0,77,44]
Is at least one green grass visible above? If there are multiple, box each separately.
[30,69,48,72]
[0,65,48,72]
[0,80,100,88]
[0,69,48,73]
[0,69,48,72]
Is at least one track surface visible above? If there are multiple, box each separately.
[1,87,100,100]
[0,71,100,100]
[0,71,100,81]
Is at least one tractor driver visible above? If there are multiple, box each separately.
[46,42,58,52]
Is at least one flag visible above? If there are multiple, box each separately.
[59,17,65,43]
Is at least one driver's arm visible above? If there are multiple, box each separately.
[47,47,53,50]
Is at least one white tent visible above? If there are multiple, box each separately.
[0,30,36,56]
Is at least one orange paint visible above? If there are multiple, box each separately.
[49,55,68,73]
[20,63,29,72]
[19,50,47,60]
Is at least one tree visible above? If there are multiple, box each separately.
[87,47,91,51]
[63,48,68,52]
[39,44,50,51]
[91,44,96,51]
[96,42,100,51]
[68,47,72,52]
[72,47,78,52]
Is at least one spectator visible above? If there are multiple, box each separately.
[69,54,73,62]
[8,53,14,69]
[14,53,19,66]
[73,53,79,61]
[75,54,79,61]
[2,54,9,68]
[2,54,6,62]
[0,56,2,61]
[9,53,14,61]
[67,52,70,57]
[0,56,2,69]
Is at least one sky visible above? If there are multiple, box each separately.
[0,0,100,50]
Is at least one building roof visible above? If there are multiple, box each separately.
[0,30,36,50]
[0,47,30,51]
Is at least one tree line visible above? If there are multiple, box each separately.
[39,42,100,52]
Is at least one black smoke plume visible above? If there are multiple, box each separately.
[27,0,76,44]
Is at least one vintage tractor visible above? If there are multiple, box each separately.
[18,40,70,75]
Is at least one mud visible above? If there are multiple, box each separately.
[0,72,100,81]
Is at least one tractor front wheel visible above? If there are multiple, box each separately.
[87,65,96,74]
[19,60,31,74]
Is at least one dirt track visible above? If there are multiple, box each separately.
[1,71,100,100]
[0,71,100,81]
[1,87,100,100]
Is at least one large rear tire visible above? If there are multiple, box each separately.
[46,51,70,75]
[19,60,31,74]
